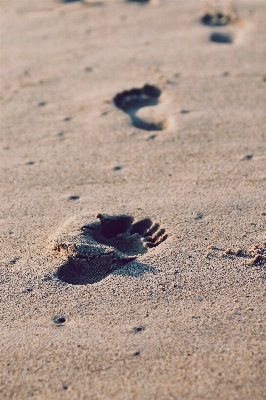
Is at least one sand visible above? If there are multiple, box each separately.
[0,0,266,398]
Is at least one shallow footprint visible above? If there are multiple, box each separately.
[113,84,167,131]
[49,213,167,284]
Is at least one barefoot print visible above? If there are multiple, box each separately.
[49,213,167,284]
[113,84,167,131]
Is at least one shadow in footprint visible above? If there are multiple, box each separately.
[113,85,165,131]
[127,0,150,3]
[210,32,233,44]
[95,214,167,252]
[51,213,167,285]
[62,0,103,4]
[57,259,156,285]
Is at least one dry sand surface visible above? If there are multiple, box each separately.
[1,0,266,398]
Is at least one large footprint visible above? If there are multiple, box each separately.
[113,84,168,131]
[49,213,167,284]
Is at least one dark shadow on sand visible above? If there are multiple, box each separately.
[56,258,156,285]
[127,0,150,4]
[62,0,104,5]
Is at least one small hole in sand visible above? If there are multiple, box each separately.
[242,154,253,161]
[133,326,145,333]
[53,316,66,325]
[23,288,33,293]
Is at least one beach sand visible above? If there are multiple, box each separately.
[0,0,266,398]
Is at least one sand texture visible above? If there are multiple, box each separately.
[0,0,266,399]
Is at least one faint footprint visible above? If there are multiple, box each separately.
[49,213,167,284]
[113,84,167,131]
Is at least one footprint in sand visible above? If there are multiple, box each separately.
[49,213,167,284]
[113,84,168,131]
[201,3,239,44]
